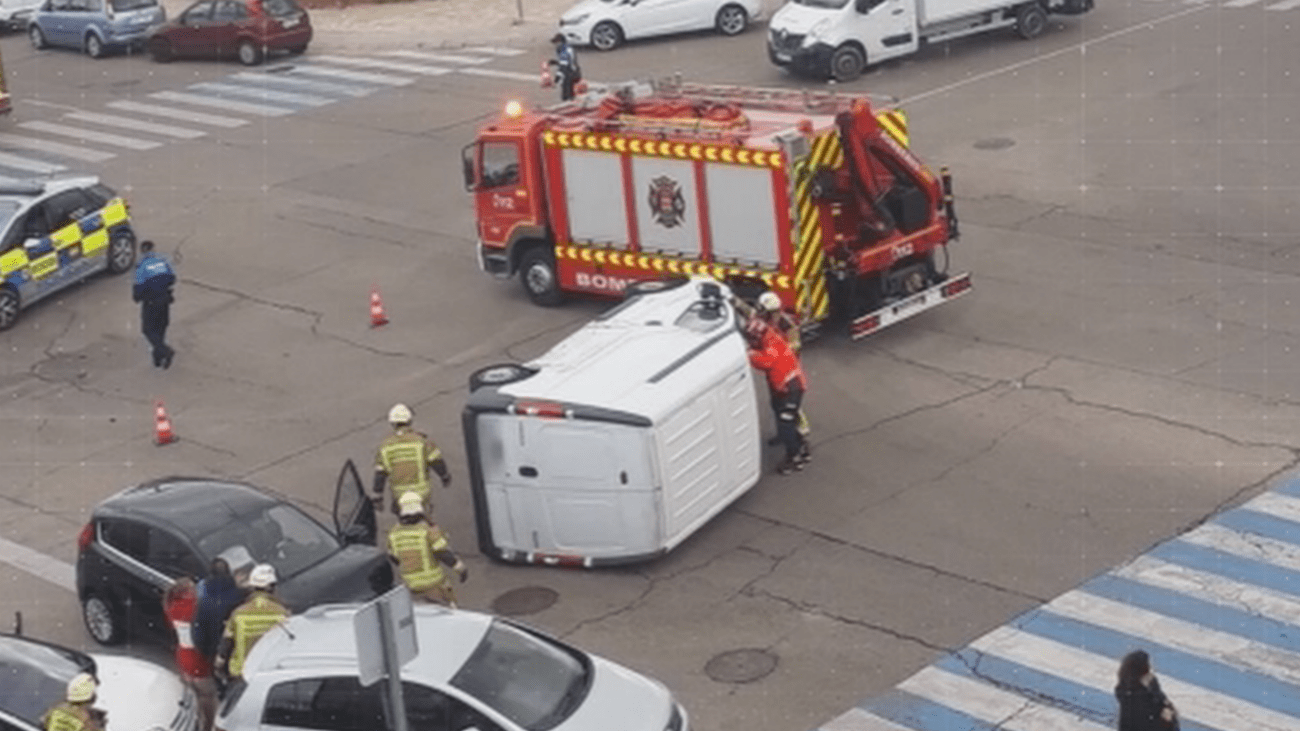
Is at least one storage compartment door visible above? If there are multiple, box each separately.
[632,157,701,257]
[563,149,631,246]
[706,163,781,268]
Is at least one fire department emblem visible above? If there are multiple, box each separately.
[647,175,686,228]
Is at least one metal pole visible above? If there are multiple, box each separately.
[378,603,409,731]
[516,0,524,23]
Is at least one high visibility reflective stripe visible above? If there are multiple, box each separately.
[381,441,430,495]
[389,526,447,590]
[45,706,90,731]
[230,602,287,677]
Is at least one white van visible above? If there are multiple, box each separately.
[462,278,762,567]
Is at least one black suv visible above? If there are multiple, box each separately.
[76,461,390,645]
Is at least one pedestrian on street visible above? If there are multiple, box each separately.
[215,564,289,683]
[163,578,217,731]
[42,673,105,731]
[194,558,245,667]
[132,240,176,369]
[744,319,811,475]
[550,33,581,101]
[1116,650,1180,731]
[374,403,451,516]
[387,491,468,607]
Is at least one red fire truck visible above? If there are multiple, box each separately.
[462,78,970,339]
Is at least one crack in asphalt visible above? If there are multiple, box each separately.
[746,587,952,653]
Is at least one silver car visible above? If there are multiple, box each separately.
[28,0,164,58]
[217,604,688,731]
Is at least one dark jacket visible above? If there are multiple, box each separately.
[1116,676,1179,731]
[193,575,244,660]
[132,253,176,304]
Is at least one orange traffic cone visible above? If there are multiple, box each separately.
[369,288,388,328]
[154,400,175,446]
[540,61,553,88]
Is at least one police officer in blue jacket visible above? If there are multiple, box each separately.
[550,33,581,101]
[132,240,176,369]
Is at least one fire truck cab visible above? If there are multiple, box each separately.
[462,79,970,339]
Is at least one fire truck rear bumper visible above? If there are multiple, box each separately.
[478,241,511,278]
[850,272,973,339]
[767,41,835,77]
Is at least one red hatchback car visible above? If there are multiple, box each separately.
[146,0,310,65]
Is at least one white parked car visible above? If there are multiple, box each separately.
[0,0,41,30]
[558,0,763,50]
[0,633,199,731]
[217,603,688,731]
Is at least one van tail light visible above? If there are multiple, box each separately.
[77,523,94,552]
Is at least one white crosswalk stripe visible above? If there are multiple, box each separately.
[150,91,295,117]
[19,121,162,150]
[1222,0,1265,6]
[188,82,334,107]
[0,133,114,162]
[64,112,206,139]
[233,71,375,97]
[107,100,249,127]
[309,55,451,76]
[288,64,414,86]
[0,151,67,174]
[460,46,526,56]
[1266,0,1300,8]
[457,68,544,83]
[379,50,491,65]
[816,476,1300,731]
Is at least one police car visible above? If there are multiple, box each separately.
[0,177,137,331]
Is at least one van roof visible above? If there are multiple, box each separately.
[244,604,492,683]
[494,279,747,422]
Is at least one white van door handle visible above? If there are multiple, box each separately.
[892,7,904,13]
[519,466,538,477]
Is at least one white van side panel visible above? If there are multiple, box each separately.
[658,366,762,546]
[475,415,660,557]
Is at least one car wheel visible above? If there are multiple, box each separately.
[149,38,173,63]
[0,287,19,332]
[237,39,263,66]
[82,594,124,646]
[288,44,307,55]
[715,4,748,36]
[590,21,623,51]
[468,363,536,391]
[29,24,46,50]
[1015,2,1048,39]
[830,44,865,82]
[107,231,136,274]
[85,33,105,59]
[518,247,564,307]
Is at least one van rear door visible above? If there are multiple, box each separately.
[475,415,658,558]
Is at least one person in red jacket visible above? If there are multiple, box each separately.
[163,578,217,731]
[745,319,811,475]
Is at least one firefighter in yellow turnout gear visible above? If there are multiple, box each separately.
[388,492,468,607]
[215,564,289,681]
[43,674,105,731]
[374,403,452,515]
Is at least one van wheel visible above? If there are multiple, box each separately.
[715,4,748,36]
[237,39,263,66]
[29,24,46,50]
[1015,2,1048,39]
[469,363,536,391]
[519,248,564,307]
[0,287,19,331]
[107,231,136,274]
[82,594,125,646]
[84,33,105,59]
[830,45,865,82]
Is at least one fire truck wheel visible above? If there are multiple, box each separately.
[520,248,564,306]
[830,45,865,82]
[715,4,749,36]
[1015,2,1048,39]
[591,21,623,51]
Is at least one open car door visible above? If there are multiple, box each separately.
[334,459,377,546]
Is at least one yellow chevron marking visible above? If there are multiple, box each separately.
[639,255,650,268]
[557,133,569,147]
[753,152,766,167]
[594,250,606,264]
[660,141,674,156]
[674,143,687,158]
[630,139,642,154]
[543,131,555,146]
[689,144,703,160]
[601,136,613,150]
[614,138,627,152]
[737,150,751,165]
[705,147,718,161]
[721,148,734,163]
[667,260,680,274]
[653,258,665,271]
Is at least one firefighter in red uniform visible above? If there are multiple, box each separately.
[745,319,811,475]
[163,578,217,731]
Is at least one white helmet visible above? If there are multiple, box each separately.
[398,491,425,517]
[67,673,97,703]
[248,563,277,589]
[757,291,782,313]
[388,403,413,426]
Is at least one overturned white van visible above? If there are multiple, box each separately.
[462,278,762,567]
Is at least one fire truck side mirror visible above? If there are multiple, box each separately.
[461,143,477,191]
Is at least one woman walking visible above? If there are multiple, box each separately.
[1116,650,1180,731]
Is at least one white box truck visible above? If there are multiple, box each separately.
[461,278,762,567]
[767,0,1094,81]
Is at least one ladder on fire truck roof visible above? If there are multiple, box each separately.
[652,75,900,115]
